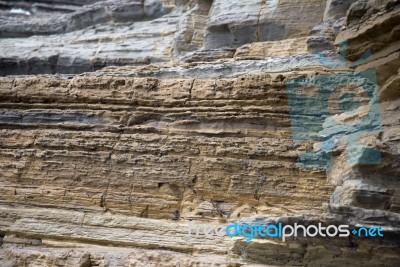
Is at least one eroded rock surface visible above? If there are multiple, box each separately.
[0,0,399,266]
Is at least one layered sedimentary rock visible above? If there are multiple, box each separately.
[0,0,399,266]
[0,0,331,75]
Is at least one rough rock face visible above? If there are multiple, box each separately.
[0,0,331,75]
[0,0,399,266]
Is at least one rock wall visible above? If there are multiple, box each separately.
[0,0,399,266]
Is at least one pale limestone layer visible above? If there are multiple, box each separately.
[0,0,332,75]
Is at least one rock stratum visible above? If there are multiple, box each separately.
[0,0,399,266]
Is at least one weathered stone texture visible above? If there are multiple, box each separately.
[0,0,399,266]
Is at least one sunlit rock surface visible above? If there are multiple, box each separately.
[0,0,399,266]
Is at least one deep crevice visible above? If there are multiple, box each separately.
[0,232,4,247]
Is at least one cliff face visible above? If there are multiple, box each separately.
[0,0,399,266]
